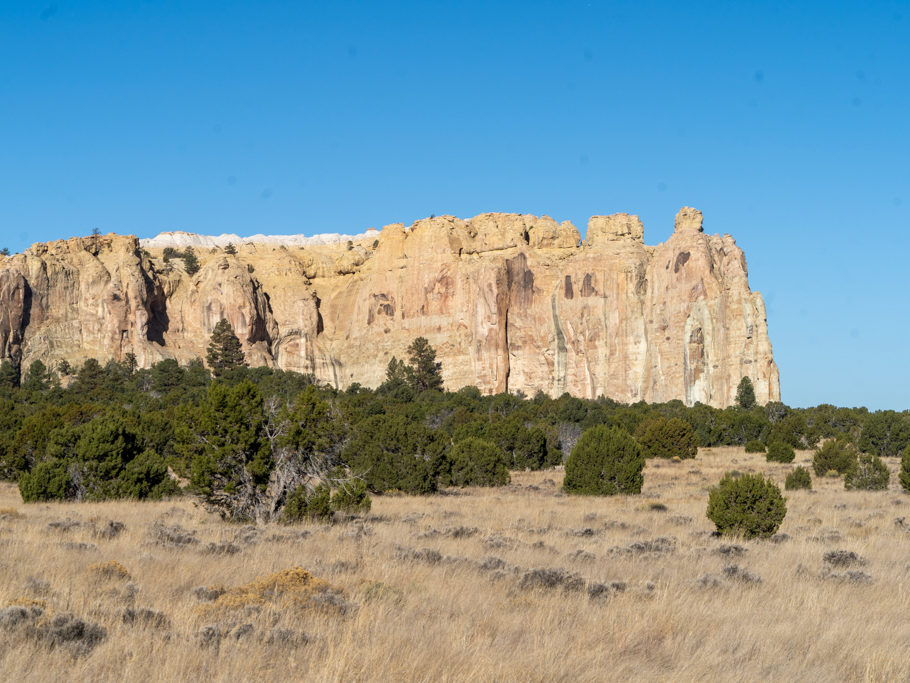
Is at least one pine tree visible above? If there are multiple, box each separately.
[74,358,105,393]
[735,376,756,409]
[224,242,237,255]
[22,360,53,392]
[182,246,201,275]
[122,353,138,375]
[206,318,246,378]
[405,337,443,392]
[385,357,407,384]
[0,360,20,388]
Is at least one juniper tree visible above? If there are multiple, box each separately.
[707,472,787,538]
[563,425,644,495]
[181,380,272,521]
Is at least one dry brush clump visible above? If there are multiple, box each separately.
[88,560,132,580]
[0,604,106,657]
[195,567,351,617]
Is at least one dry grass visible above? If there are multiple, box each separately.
[1,447,908,681]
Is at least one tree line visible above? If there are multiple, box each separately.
[0,320,908,522]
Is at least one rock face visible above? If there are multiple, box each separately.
[0,207,780,406]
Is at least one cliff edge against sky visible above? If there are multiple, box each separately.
[0,207,779,407]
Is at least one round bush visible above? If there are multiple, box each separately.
[635,418,698,460]
[449,438,510,487]
[766,441,795,463]
[901,445,910,493]
[812,438,858,477]
[706,472,787,538]
[844,453,890,491]
[744,440,766,454]
[563,426,644,496]
[18,459,71,502]
[785,466,812,491]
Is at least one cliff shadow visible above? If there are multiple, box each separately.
[143,270,169,345]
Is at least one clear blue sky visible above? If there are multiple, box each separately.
[1,1,908,409]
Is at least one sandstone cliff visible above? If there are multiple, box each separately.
[0,207,779,406]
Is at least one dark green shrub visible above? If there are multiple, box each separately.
[449,438,510,487]
[744,440,766,453]
[16,411,177,503]
[342,414,447,494]
[901,445,910,493]
[19,459,71,502]
[706,472,787,538]
[812,438,858,477]
[768,413,817,449]
[283,478,372,523]
[766,441,795,463]
[183,381,273,521]
[283,483,332,521]
[331,479,371,513]
[785,466,812,490]
[563,426,644,496]
[483,417,558,470]
[634,417,698,459]
[858,410,910,458]
[117,449,180,499]
[844,453,890,491]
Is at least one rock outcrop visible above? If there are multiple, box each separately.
[0,207,779,406]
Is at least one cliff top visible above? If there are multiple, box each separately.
[135,206,709,252]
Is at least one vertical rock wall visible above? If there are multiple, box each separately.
[0,207,780,407]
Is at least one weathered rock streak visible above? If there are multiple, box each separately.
[0,207,779,406]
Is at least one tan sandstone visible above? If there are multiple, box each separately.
[0,208,779,406]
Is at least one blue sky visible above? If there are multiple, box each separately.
[1,1,908,409]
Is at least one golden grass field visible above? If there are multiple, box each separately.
[1,447,908,682]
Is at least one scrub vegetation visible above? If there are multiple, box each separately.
[1,336,909,679]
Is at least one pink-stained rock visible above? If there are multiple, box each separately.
[0,208,779,407]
